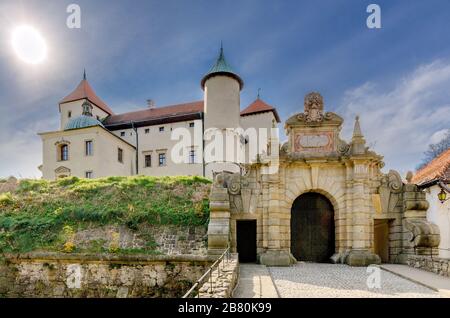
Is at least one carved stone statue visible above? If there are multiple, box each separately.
[303,92,324,122]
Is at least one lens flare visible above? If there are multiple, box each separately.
[11,25,47,64]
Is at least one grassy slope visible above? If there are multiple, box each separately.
[0,176,211,254]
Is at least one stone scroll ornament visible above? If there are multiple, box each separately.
[337,139,351,156]
[379,170,403,213]
[212,171,243,213]
[404,219,440,249]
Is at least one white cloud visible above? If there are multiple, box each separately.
[337,59,450,176]
[430,129,448,144]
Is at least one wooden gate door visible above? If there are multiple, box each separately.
[291,193,335,262]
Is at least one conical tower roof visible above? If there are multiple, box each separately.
[201,46,243,90]
[59,71,114,115]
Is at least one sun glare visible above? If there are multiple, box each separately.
[11,25,47,64]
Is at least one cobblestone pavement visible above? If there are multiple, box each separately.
[269,263,442,298]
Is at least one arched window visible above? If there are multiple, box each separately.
[59,144,69,161]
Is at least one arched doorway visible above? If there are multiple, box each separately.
[291,192,335,263]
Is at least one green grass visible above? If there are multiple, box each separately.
[0,176,211,254]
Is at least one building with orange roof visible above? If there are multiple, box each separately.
[413,148,450,259]
[38,48,280,180]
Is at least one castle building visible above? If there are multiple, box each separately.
[38,48,440,267]
[38,48,280,180]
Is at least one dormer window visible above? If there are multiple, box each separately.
[82,101,93,117]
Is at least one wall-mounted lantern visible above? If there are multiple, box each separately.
[437,181,450,204]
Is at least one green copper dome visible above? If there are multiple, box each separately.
[65,115,104,130]
[201,46,244,90]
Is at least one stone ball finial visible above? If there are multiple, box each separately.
[406,171,414,184]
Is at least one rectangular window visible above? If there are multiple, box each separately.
[159,126,164,132]
[85,171,93,179]
[96,115,100,120]
[189,122,195,128]
[68,111,72,118]
[145,154,152,167]
[60,144,69,161]
[189,149,196,164]
[85,140,93,156]
[120,132,125,137]
[158,153,166,166]
[118,148,123,163]
[145,128,150,134]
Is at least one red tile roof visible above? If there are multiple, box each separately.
[103,98,282,129]
[412,147,450,185]
[104,101,204,126]
[59,79,114,115]
[240,99,281,122]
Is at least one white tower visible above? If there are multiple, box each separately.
[201,46,245,176]
[201,46,243,130]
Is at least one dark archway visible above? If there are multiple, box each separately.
[236,220,257,263]
[291,192,335,262]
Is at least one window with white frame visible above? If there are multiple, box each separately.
[85,140,93,156]
[158,153,166,166]
[85,171,93,179]
[59,144,69,161]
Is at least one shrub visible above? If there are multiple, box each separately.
[0,176,211,253]
[0,192,14,206]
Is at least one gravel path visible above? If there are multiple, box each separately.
[269,263,442,298]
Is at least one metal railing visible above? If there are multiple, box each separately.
[182,246,231,298]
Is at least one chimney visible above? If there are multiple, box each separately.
[147,99,155,109]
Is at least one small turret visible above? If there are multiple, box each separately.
[202,45,243,129]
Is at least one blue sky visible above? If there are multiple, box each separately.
[1,0,450,178]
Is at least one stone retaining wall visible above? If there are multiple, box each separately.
[0,252,213,298]
[407,254,450,277]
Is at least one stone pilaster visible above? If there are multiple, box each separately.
[345,161,380,266]
[207,187,231,255]
[259,170,294,266]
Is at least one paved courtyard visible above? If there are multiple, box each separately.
[268,263,442,298]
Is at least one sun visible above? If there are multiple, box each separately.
[11,25,47,64]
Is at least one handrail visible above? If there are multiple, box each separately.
[182,246,230,298]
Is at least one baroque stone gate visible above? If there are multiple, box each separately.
[207,93,440,266]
